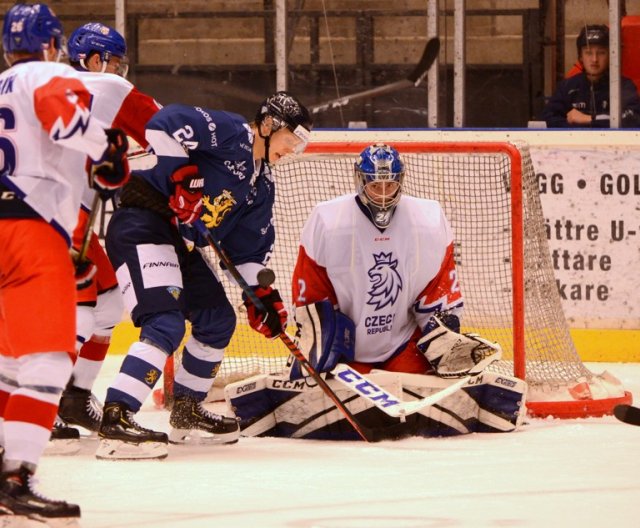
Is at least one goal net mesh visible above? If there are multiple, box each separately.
[194,140,628,416]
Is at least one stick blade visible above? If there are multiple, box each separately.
[614,404,640,426]
[407,37,441,85]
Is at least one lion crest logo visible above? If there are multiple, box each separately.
[366,252,402,310]
[145,369,159,386]
[202,190,237,228]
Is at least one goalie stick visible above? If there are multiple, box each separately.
[614,404,640,426]
[330,363,470,419]
[310,37,440,115]
[192,220,375,442]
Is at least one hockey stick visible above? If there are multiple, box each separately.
[330,363,470,419]
[310,37,440,115]
[77,193,101,261]
[614,404,640,426]
[192,219,375,442]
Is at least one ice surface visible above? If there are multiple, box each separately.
[36,358,640,528]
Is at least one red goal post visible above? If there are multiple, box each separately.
[187,139,631,419]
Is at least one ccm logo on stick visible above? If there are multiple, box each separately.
[336,369,400,408]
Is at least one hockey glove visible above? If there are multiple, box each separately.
[417,314,502,378]
[243,286,288,339]
[169,165,204,225]
[70,250,96,291]
[89,128,130,200]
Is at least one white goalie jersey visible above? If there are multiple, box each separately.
[292,193,464,364]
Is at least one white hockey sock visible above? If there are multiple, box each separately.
[174,336,224,398]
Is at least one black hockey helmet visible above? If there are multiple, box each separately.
[254,91,313,161]
[577,25,609,54]
[255,91,313,135]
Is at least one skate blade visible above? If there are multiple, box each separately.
[0,516,80,528]
[43,439,81,456]
[31,516,81,528]
[95,438,168,460]
[168,428,239,445]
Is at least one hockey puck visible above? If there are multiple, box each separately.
[257,268,276,288]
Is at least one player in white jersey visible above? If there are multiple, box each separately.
[226,144,527,440]
[291,143,466,375]
[0,3,130,522]
[54,22,161,438]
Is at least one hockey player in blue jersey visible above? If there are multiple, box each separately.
[96,92,312,459]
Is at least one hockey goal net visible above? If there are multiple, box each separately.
[176,140,631,419]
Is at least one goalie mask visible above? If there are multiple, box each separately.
[2,3,65,61]
[255,91,313,161]
[68,22,128,77]
[354,143,405,228]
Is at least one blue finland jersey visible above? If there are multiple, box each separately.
[137,104,275,266]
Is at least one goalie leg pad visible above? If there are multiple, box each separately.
[463,372,528,432]
[399,371,527,435]
[417,315,502,378]
[224,375,278,437]
[226,372,404,440]
[290,301,356,379]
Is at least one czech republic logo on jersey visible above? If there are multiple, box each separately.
[366,252,402,310]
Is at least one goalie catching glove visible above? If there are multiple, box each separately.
[169,165,204,225]
[417,314,502,378]
[88,128,130,200]
[243,286,287,339]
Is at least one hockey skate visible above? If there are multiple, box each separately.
[45,417,81,456]
[96,402,168,460]
[0,465,80,526]
[58,386,103,433]
[169,396,239,445]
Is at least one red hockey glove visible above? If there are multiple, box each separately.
[243,286,288,339]
[70,250,96,291]
[89,128,130,199]
[169,165,204,225]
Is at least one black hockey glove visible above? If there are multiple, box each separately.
[70,250,96,291]
[89,128,130,200]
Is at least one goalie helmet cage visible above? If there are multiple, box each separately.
[188,140,631,419]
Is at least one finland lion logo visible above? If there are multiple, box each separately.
[367,252,402,310]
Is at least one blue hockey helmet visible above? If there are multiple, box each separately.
[2,3,64,56]
[68,22,127,75]
[354,143,405,228]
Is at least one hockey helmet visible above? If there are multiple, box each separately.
[68,22,127,76]
[2,3,64,56]
[577,25,609,54]
[354,143,405,228]
[255,91,313,153]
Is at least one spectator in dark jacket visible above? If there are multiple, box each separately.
[541,25,640,128]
